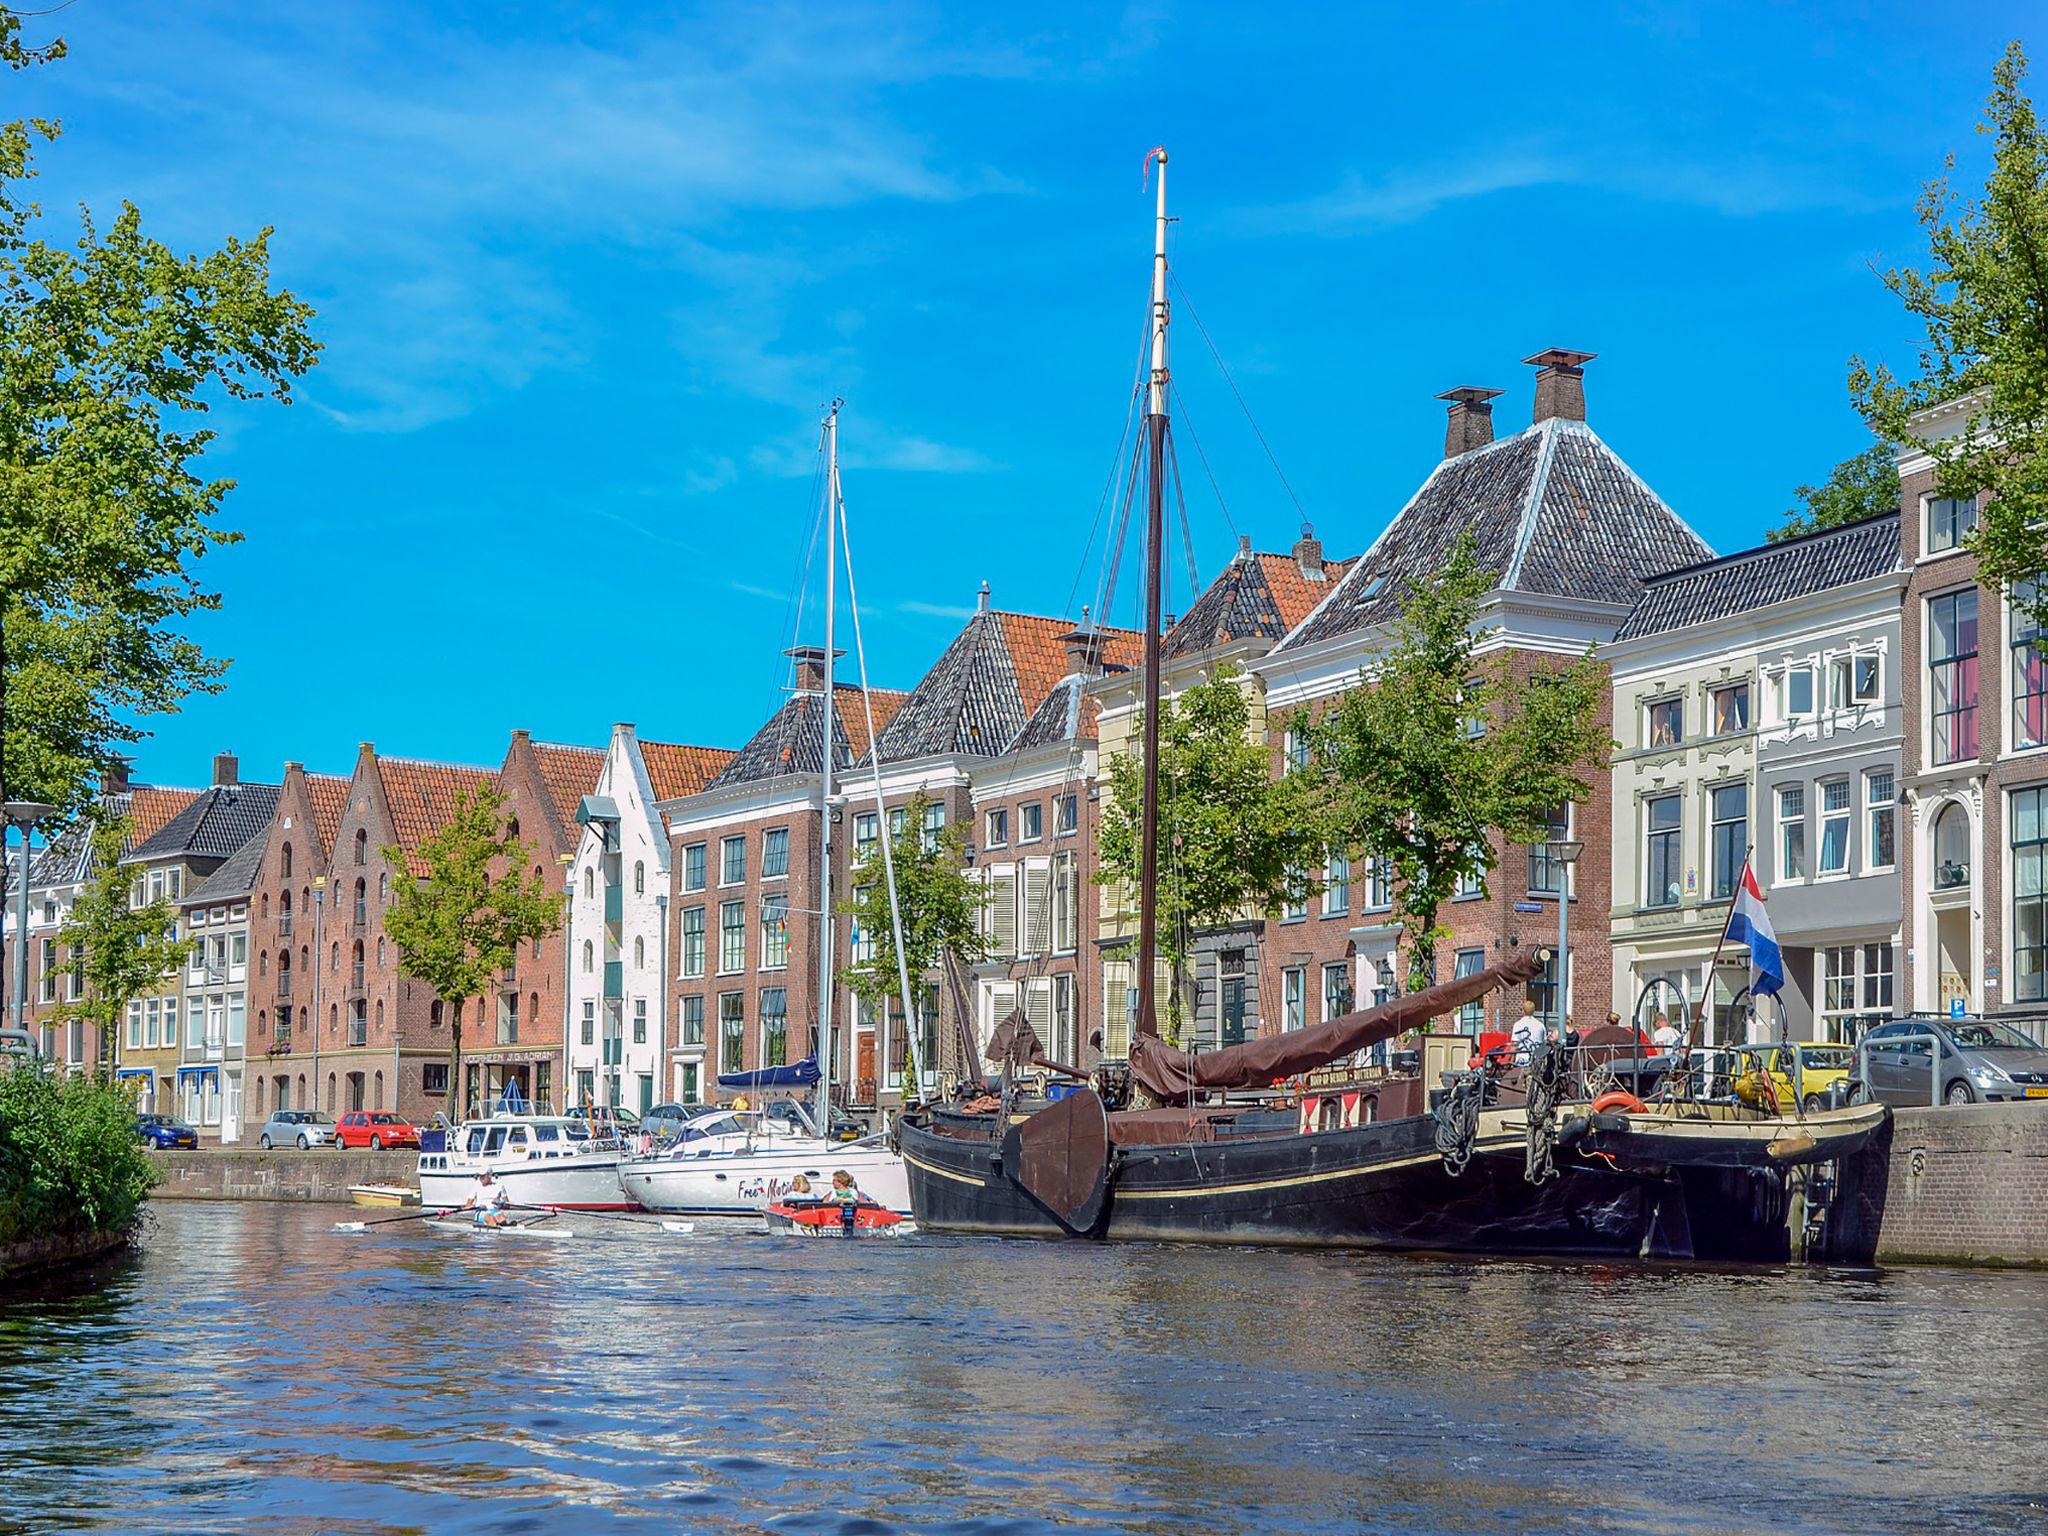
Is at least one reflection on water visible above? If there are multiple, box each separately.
[1,1201,2044,1534]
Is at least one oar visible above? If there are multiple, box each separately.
[333,1208,438,1233]
[509,1203,694,1235]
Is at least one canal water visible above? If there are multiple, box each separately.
[1,1202,2042,1535]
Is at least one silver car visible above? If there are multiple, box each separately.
[1860,1017,2048,1106]
[257,1109,338,1149]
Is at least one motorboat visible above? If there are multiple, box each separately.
[618,1106,911,1215]
[416,1112,634,1212]
[765,1198,915,1238]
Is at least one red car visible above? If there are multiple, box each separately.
[333,1111,420,1151]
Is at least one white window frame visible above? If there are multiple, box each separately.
[1777,783,1805,885]
[1817,779,1851,877]
[719,836,746,887]
[1865,769,1896,873]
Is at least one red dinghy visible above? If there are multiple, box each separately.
[764,1199,914,1238]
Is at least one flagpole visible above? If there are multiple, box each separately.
[1682,844,1755,1079]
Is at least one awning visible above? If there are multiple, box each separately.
[176,1064,220,1080]
[716,1055,820,1090]
[115,1067,152,1080]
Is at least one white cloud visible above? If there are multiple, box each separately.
[899,599,980,620]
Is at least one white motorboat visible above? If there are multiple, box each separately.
[416,1113,633,1211]
[618,1108,912,1215]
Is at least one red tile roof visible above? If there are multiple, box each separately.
[997,612,1142,718]
[1260,552,1357,633]
[304,773,350,858]
[529,742,606,834]
[129,786,202,846]
[376,757,498,876]
[838,684,909,762]
[641,741,738,802]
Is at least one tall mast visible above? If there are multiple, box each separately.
[1136,146,1169,1041]
[815,402,841,1136]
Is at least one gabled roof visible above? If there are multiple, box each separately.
[1275,419,1713,654]
[1165,546,1357,660]
[1011,678,1097,754]
[642,741,737,802]
[304,773,350,857]
[871,610,1141,763]
[1615,513,1902,643]
[529,742,607,833]
[707,685,909,790]
[183,832,268,906]
[131,786,204,847]
[129,782,280,863]
[377,757,496,875]
[14,784,205,894]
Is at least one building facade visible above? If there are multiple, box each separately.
[248,761,349,1120]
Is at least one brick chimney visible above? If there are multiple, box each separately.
[1437,386,1503,457]
[212,752,238,787]
[1525,348,1596,423]
[784,645,844,692]
[1063,606,1105,676]
[101,756,133,796]
[1292,523,1325,581]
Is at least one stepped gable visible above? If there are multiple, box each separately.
[708,684,909,788]
[184,832,268,906]
[131,781,281,862]
[873,608,1140,762]
[304,773,350,858]
[377,756,496,875]
[1275,419,1713,653]
[1165,546,1357,660]
[1616,513,1902,643]
[530,741,607,832]
[641,741,738,802]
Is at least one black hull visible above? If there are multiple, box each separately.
[899,1111,1731,1260]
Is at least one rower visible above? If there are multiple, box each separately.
[464,1170,513,1228]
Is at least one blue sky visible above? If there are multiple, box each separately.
[15,1,2031,788]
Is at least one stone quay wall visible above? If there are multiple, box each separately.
[147,1147,418,1204]
[1829,1103,2048,1267]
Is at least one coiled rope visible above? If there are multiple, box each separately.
[1432,1072,1483,1177]
[1525,1042,1567,1185]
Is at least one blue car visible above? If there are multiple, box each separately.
[136,1113,198,1150]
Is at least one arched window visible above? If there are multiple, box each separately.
[378,872,388,904]
[259,950,269,978]
[330,941,339,972]
[279,890,291,925]
[634,936,645,968]
[353,878,366,925]
[278,950,292,992]
[254,1076,265,1114]
[260,892,269,921]
[376,936,385,966]
[299,945,309,976]
[298,1006,308,1035]
[354,829,367,866]
[328,1004,338,1037]
[1934,801,1971,889]
[634,860,645,895]
[507,817,520,842]
[582,940,594,974]
[528,991,539,1028]
[375,999,384,1030]
[373,1070,384,1110]
[281,842,293,879]
[325,1072,337,1113]
[257,1008,267,1039]
[430,1000,444,1029]
[351,940,364,988]
[583,867,595,900]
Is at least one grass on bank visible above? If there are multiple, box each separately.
[0,1061,156,1244]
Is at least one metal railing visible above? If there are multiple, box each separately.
[1853,1030,1948,1109]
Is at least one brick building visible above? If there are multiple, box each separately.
[248,761,350,1119]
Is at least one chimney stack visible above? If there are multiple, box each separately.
[1236,534,1253,563]
[1063,605,1105,676]
[212,752,238,787]
[784,644,844,692]
[1292,522,1324,581]
[1525,348,1596,424]
[101,756,133,796]
[977,580,992,615]
[1437,386,1503,457]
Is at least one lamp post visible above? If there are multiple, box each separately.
[6,801,58,1046]
[1548,838,1584,1045]
[309,875,325,1112]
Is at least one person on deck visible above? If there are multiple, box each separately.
[1510,999,1546,1067]
[1651,1012,1685,1050]
[824,1170,863,1206]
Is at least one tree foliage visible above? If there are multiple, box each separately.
[1098,664,1328,1043]
[381,785,562,1120]
[1313,534,1611,990]
[56,818,190,1073]
[1765,445,1902,542]
[0,13,319,818]
[1851,41,2048,608]
[0,1058,157,1245]
[838,792,990,1081]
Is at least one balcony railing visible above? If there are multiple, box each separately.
[346,1021,367,1048]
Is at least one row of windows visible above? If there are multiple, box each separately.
[982,794,1078,850]
[679,829,791,893]
[1925,579,2048,769]
[1776,771,1895,884]
[1639,652,1887,754]
[675,898,787,978]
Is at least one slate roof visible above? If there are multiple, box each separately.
[707,685,910,789]
[129,782,280,863]
[1614,512,1902,643]
[10,784,205,894]
[870,610,1141,763]
[642,741,737,802]
[377,757,497,876]
[1164,546,1357,660]
[1275,419,1714,653]
[183,831,268,906]
[530,742,607,833]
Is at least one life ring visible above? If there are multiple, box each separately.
[1590,1091,1646,1115]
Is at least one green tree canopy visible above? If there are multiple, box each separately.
[0,13,319,817]
[56,818,190,1072]
[1098,663,1329,1043]
[1765,445,1902,542]
[1313,534,1611,991]
[1851,41,2048,606]
[381,785,562,1120]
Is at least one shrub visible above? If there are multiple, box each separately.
[0,1061,157,1243]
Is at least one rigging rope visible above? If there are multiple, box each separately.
[1524,1042,1567,1185]
[1432,1071,1483,1177]
[1163,421,1202,613]
[1170,271,1309,522]
[1169,382,1238,538]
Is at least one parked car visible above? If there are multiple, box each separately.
[1860,1017,2048,1106]
[136,1113,198,1150]
[257,1109,338,1149]
[640,1102,722,1140]
[566,1104,641,1136]
[333,1110,419,1150]
[1733,1042,1857,1113]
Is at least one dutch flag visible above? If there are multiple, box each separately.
[1724,861,1785,998]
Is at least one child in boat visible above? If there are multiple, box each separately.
[824,1170,863,1206]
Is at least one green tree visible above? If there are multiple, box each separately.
[0,1059,157,1247]
[1098,664,1328,1044]
[382,785,562,1121]
[1314,534,1611,991]
[0,13,319,819]
[1851,41,2048,608]
[838,792,991,1087]
[55,818,190,1075]
[1765,445,1902,542]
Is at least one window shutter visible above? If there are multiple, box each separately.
[1023,863,1052,954]
[988,982,1018,1063]
[1024,977,1053,1040]
[991,867,1019,959]
[1053,853,1078,952]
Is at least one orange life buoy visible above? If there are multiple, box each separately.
[1590,1091,1647,1115]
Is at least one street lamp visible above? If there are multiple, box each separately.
[309,875,326,1112]
[1548,838,1584,1045]
[6,800,58,1045]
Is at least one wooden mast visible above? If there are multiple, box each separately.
[1136,147,1169,1040]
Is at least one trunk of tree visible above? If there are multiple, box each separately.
[446,996,464,1124]
[1406,904,1440,994]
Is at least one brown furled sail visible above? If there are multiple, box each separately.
[1127,949,1548,1101]
[985,1007,1090,1080]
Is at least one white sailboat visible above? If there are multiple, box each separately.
[620,403,912,1216]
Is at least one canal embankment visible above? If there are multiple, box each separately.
[148,1147,417,1203]
[1830,1103,2048,1267]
